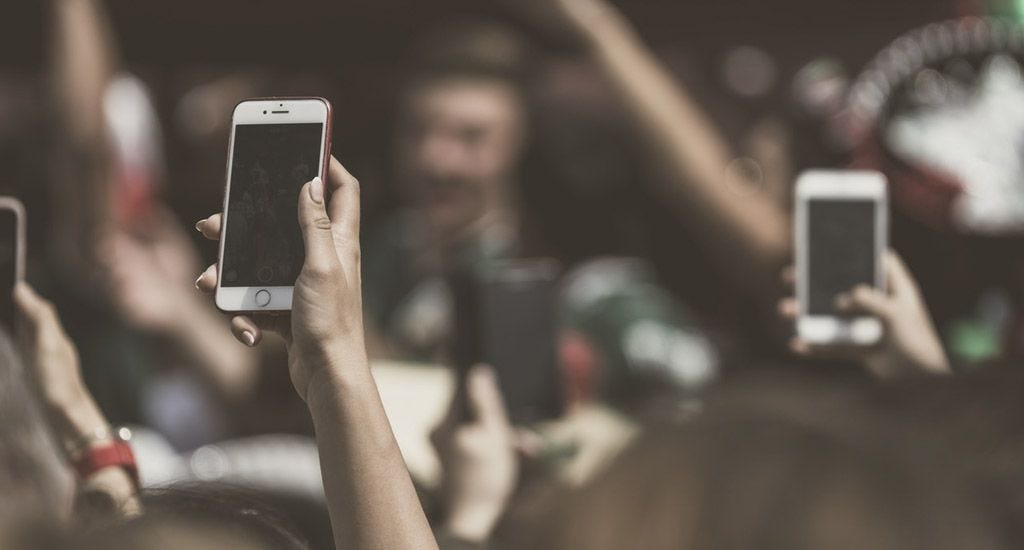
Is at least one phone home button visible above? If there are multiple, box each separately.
[255,289,272,308]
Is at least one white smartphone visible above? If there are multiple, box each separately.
[216,98,332,313]
[796,170,888,345]
[0,197,24,328]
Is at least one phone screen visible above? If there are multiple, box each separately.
[221,123,324,288]
[807,199,877,316]
[453,261,564,425]
[0,209,18,328]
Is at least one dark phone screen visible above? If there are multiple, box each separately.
[221,123,323,288]
[807,199,877,316]
[0,210,17,328]
[452,263,563,425]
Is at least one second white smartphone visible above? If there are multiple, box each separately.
[796,170,888,346]
[216,98,332,313]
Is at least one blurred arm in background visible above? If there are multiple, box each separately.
[52,0,116,148]
[431,365,518,546]
[522,0,791,297]
[102,210,261,405]
[49,0,118,276]
[15,282,140,519]
[53,0,260,412]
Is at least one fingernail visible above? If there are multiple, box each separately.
[195,220,204,232]
[194,273,205,289]
[309,177,324,204]
[242,331,256,347]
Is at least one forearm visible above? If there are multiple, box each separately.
[576,7,790,284]
[305,350,438,550]
[48,390,140,518]
[52,0,119,146]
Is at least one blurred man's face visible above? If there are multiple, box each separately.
[397,77,525,237]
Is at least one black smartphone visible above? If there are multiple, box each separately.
[0,198,25,330]
[453,259,564,425]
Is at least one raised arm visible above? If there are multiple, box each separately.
[51,0,119,147]
[538,0,791,292]
[196,158,438,550]
[101,212,261,406]
[48,0,120,278]
[15,283,140,519]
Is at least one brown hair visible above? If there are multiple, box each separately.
[403,17,533,94]
[510,370,1013,550]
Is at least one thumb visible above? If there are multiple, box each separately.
[837,285,892,320]
[13,282,49,331]
[467,365,511,429]
[298,177,339,271]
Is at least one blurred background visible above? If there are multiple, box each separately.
[9,1,1024,546]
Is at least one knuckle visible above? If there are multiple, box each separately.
[312,215,333,232]
[301,214,333,232]
[303,261,339,282]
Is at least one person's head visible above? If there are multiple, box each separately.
[75,484,310,550]
[512,372,1012,550]
[394,18,530,239]
[0,329,73,544]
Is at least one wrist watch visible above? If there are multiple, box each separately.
[69,426,140,489]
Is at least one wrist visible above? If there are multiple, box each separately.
[49,391,110,455]
[297,341,372,406]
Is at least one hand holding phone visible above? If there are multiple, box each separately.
[779,252,951,378]
[216,98,333,313]
[197,156,366,401]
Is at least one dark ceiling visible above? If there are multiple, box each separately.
[1,0,957,72]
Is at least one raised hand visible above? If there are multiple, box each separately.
[15,283,93,418]
[432,365,518,543]
[199,157,438,550]
[15,282,140,515]
[100,208,203,334]
[195,156,364,401]
[778,251,951,379]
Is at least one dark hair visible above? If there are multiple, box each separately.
[403,17,533,93]
[74,483,310,550]
[504,369,1014,550]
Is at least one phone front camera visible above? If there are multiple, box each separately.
[263,110,267,114]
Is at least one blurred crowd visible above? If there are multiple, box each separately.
[6,0,1024,548]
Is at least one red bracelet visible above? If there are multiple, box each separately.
[71,427,140,490]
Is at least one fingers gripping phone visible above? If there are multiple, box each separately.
[216,98,332,312]
[0,198,24,329]
[796,170,888,345]
[453,259,565,425]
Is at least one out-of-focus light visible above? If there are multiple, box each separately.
[721,46,778,99]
